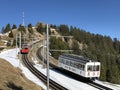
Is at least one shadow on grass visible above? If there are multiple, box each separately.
[7,82,23,90]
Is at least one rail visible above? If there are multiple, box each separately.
[22,54,68,90]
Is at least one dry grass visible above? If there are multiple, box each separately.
[0,58,43,90]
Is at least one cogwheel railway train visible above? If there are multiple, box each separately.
[58,54,100,80]
[20,44,30,54]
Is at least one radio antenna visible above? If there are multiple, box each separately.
[22,12,24,26]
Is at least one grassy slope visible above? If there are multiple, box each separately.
[0,58,43,90]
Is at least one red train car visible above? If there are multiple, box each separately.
[20,44,30,54]
[21,47,29,54]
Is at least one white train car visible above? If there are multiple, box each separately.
[58,54,100,79]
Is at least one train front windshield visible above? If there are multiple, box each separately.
[87,65,100,71]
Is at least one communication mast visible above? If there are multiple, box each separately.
[22,12,28,43]
[22,12,25,26]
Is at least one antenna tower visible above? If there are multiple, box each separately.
[22,12,24,26]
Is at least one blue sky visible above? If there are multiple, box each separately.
[0,0,120,39]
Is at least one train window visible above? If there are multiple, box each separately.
[82,65,85,70]
[70,61,74,67]
[70,61,72,66]
[66,60,68,65]
[75,63,79,68]
[87,65,92,71]
[66,60,70,66]
[68,61,70,66]
[63,59,66,64]
[93,65,100,71]
[96,65,100,71]
[73,62,75,67]
[78,64,82,69]
[61,58,65,64]
[77,63,79,67]
[75,62,79,68]
[93,66,96,71]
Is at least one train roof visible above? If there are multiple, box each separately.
[59,54,91,64]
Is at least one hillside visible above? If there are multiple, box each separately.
[0,58,43,90]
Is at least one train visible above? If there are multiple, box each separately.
[58,54,100,80]
[20,40,42,54]
[20,44,30,54]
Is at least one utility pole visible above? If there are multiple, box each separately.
[19,32,21,67]
[46,24,49,90]
[45,24,73,90]
[16,34,18,55]
[22,12,24,26]
[19,12,24,67]
[42,40,45,66]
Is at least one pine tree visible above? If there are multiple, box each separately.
[71,40,80,54]
[18,24,26,33]
[106,69,111,82]
[28,23,33,34]
[58,24,69,36]
[12,24,17,29]
[4,24,11,33]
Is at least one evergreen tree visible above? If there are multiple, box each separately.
[58,24,69,36]
[4,23,11,33]
[113,38,120,53]
[28,23,33,34]
[106,69,111,82]
[71,40,80,54]
[18,24,26,33]
[12,24,17,29]
[50,24,57,29]
[50,37,69,59]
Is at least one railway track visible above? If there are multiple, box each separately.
[36,47,57,68]
[22,54,68,90]
[36,46,113,90]
[87,81,113,90]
